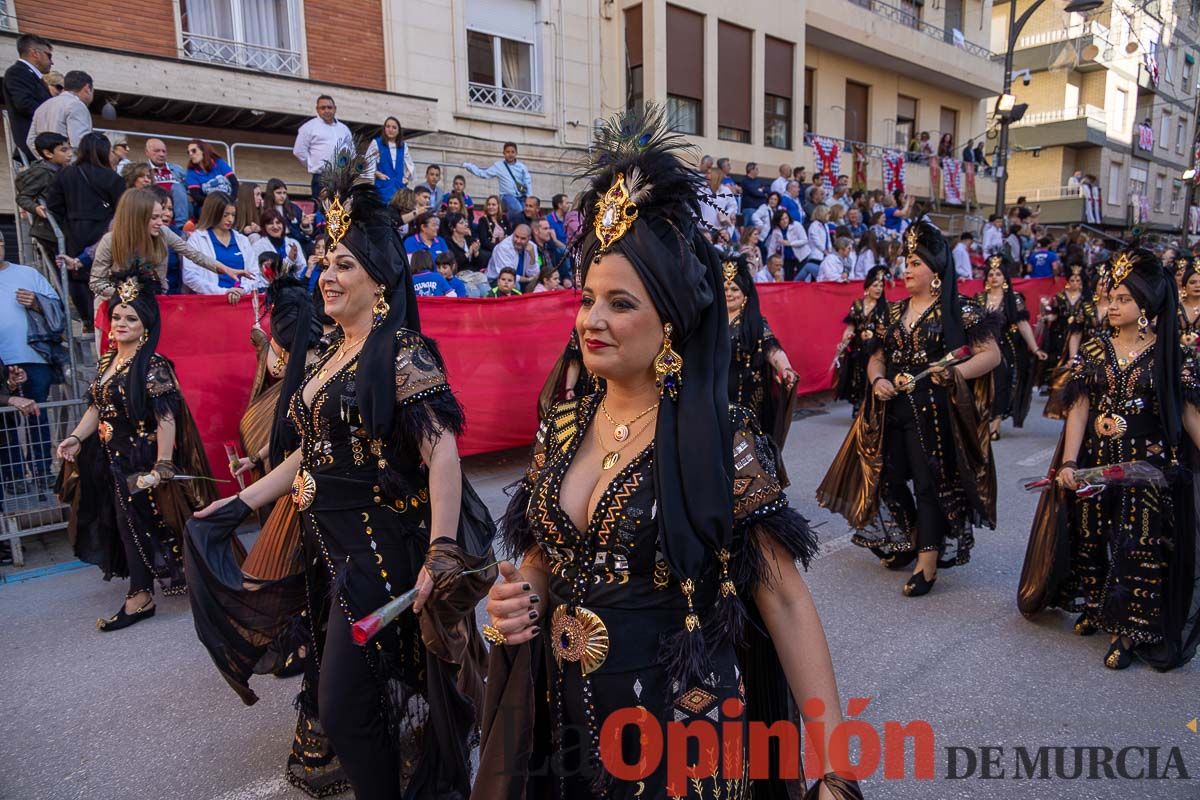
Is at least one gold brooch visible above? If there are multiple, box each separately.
[904,226,919,254]
[1110,252,1135,288]
[116,277,140,305]
[551,605,609,675]
[290,469,316,510]
[1094,413,1128,438]
[593,172,639,251]
[722,261,738,286]
[323,194,353,250]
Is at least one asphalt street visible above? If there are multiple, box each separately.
[1,395,1197,800]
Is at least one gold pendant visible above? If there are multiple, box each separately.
[1094,414,1128,438]
[602,451,620,470]
[613,424,629,442]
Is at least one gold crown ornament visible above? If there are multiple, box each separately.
[323,194,353,250]
[116,276,141,305]
[904,226,920,255]
[593,172,639,252]
[1110,251,1136,289]
[723,261,738,286]
[987,255,1004,271]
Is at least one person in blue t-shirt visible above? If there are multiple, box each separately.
[185,139,238,215]
[1025,237,1060,278]
[409,250,456,297]
[435,252,468,298]
[403,212,449,260]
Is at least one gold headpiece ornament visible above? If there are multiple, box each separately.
[1110,251,1136,289]
[593,172,639,251]
[904,226,920,255]
[722,261,738,285]
[323,194,353,250]
[1070,264,1084,276]
[117,276,140,305]
[987,255,1004,271]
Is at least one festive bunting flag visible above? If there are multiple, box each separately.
[883,150,905,194]
[852,144,868,192]
[943,158,963,205]
[812,136,841,182]
[964,162,977,204]
[929,157,942,201]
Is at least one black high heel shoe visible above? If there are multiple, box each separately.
[1073,613,1097,636]
[1104,639,1132,670]
[902,571,936,597]
[97,598,156,632]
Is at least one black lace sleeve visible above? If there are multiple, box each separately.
[762,316,782,356]
[1058,337,1104,411]
[392,331,465,449]
[1014,292,1030,323]
[729,406,819,595]
[1182,348,1200,409]
[145,355,181,420]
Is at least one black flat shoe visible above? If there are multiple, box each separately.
[97,599,155,632]
[1073,613,1097,636]
[880,550,917,570]
[1104,639,1132,670]
[902,571,936,597]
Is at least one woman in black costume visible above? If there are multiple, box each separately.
[1019,248,1200,671]
[57,264,215,630]
[817,222,1001,596]
[473,109,859,800]
[1177,257,1200,350]
[834,266,890,414]
[973,253,1046,439]
[188,151,495,800]
[1037,265,1087,388]
[724,254,799,475]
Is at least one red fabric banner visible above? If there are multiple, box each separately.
[97,279,1063,494]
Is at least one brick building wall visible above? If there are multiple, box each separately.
[12,0,178,58]
[305,0,386,90]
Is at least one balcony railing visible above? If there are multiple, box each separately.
[845,0,994,59]
[1010,104,1106,128]
[1005,185,1082,203]
[1016,20,1109,50]
[468,82,544,114]
[181,32,302,76]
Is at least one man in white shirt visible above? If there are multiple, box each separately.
[292,94,353,200]
[26,69,92,154]
[485,224,540,291]
[770,163,791,196]
[952,232,974,280]
[981,214,1004,256]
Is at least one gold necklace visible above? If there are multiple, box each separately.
[317,335,359,381]
[594,411,656,470]
[599,397,660,443]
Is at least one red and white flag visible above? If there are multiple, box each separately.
[812,136,841,182]
[942,158,963,205]
[883,150,905,194]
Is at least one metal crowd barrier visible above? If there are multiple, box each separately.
[0,398,87,567]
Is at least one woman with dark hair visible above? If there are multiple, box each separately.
[185,139,238,211]
[834,265,890,413]
[266,177,314,254]
[818,221,1001,596]
[725,254,799,477]
[1178,257,1200,349]
[974,252,1046,439]
[189,151,495,799]
[478,109,858,800]
[1038,265,1088,385]
[46,131,126,325]
[253,208,305,277]
[473,194,510,266]
[765,207,808,281]
[365,115,413,204]
[56,265,215,629]
[123,162,152,190]
[1019,248,1200,671]
[442,211,481,271]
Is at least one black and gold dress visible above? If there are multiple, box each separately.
[1179,303,1200,350]
[1038,289,1086,388]
[818,298,998,566]
[67,351,214,596]
[974,289,1034,427]
[477,397,819,799]
[834,298,888,411]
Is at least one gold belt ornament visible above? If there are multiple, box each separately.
[893,372,915,390]
[550,605,609,676]
[98,421,113,443]
[291,469,316,510]
[1094,414,1128,438]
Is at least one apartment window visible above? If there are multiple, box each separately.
[1154,174,1165,211]
[898,0,920,27]
[1171,180,1182,214]
[764,37,794,150]
[466,0,541,113]
[1159,110,1170,149]
[179,0,303,75]
[1114,88,1127,129]
[804,68,815,135]
[1164,46,1174,84]
[718,22,752,143]
[625,6,643,113]
[1129,164,1148,196]
[1184,54,1194,90]
[845,81,869,143]
[666,5,704,135]
[896,95,918,149]
[1178,119,1187,154]
[1107,161,1122,205]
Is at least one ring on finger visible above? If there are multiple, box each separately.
[482,624,506,645]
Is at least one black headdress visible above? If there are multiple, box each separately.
[724,254,762,356]
[903,220,964,348]
[575,106,732,681]
[266,274,321,466]
[319,148,422,439]
[864,264,889,291]
[108,262,163,423]
[984,251,1020,323]
[1110,248,1182,448]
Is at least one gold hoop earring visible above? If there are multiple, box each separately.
[139,331,148,345]
[654,323,682,401]
[372,285,390,327]
[107,329,116,345]
[931,276,942,294]
[1137,312,1149,340]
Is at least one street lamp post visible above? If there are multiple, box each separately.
[994,0,1103,217]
